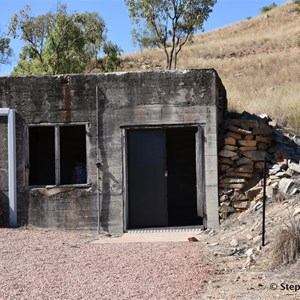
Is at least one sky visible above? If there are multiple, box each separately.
[0,0,289,76]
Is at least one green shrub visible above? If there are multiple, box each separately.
[260,2,277,14]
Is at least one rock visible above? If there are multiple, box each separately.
[238,140,257,147]
[219,188,234,196]
[219,178,246,184]
[245,187,263,201]
[219,164,231,173]
[188,237,199,242]
[253,236,261,245]
[274,171,292,178]
[266,186,275,199]
[219,157,234,165]
[239,146,257,152]
[219,206,236,218]
[235,164,254,173]
[246,234,253,240]
[242,150,268,161]
[244,134,254,140]
[236,157,254,166]
[293,208,300,218]
[220,200,230,207]
[225,136,236,146]
[230,238,239,247]
[269,164,281,175]
[241,119,259,128]
[278,178,296,194]
[219,149,237,158]
[230,155,240,161]
[232,201,249,209]
[226,172,254,179]
[291,188,299,195]
[244,248,255,268]
[223,145,238,151]
[220,193,229,201]
[231,191,248,201]
[252,123,272,135]
[254,162,265,170]
[250,202,263,212]
[228,125,252,135]
[225,131,242,140]
[288,160,300,173]
[257,142,268,150]
[219,183,245,190]
[256,135,272,144]
[229,119,241,126]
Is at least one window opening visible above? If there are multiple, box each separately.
[28,124,86,186]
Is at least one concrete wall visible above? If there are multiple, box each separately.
[0,69,227,232]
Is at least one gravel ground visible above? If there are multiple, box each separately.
[0,228,213,300]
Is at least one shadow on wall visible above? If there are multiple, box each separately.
[97,88,111,232]
[0,190,8,227]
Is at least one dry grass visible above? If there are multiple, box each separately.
[271,218,300,266]
[119,2,300,132]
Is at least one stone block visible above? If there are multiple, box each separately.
[219,149,237,158]
[239,146,257,152]
[225,131,242,140]
[225,136,236,146]
[228,125,252,135]
[238,139,257,147]
[223,145,238,151]
[244,134,254,140]
[278,178,296,194]
[236,157,254,166]
[242,150,268,161]
[257,142,268,150]
[235,164,254,173]
[219,157,234,165]
[256,135,272,144]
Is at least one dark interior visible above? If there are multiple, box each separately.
[60,125,86,185]
[29,125,86,186]
[29,126,55,185]
[166,127,201,226]
[128,127,202,229]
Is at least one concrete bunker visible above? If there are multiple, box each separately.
[0,69,227,233]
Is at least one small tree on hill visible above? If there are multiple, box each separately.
[125,0,217,70]
[260,2,277,14]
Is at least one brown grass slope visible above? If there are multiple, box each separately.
[119,2,300,131]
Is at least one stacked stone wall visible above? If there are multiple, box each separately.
[219,116,272,218]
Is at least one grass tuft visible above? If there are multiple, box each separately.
[271,218,300,266]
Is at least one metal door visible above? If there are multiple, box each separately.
[128,129,167,228]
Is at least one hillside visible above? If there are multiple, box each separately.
[118,2,300,132]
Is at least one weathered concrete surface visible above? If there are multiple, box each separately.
[0,70,227,232]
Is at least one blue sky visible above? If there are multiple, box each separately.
[0,0,289,76]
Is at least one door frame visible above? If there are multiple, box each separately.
[121,124,205,232]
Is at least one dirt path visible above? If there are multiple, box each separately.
[0,228,213,300]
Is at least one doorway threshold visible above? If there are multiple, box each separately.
[126,225,204,234]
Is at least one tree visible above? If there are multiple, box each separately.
[260,2,277,14]
[125,0,217,70]
[9,5,122,75]
[0,30,12,66]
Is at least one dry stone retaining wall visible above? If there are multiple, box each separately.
[218,114,300,219]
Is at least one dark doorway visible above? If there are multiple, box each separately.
[166,127,200,226]
[127,127,202,229]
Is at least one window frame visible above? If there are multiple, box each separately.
[26,122,89,188]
